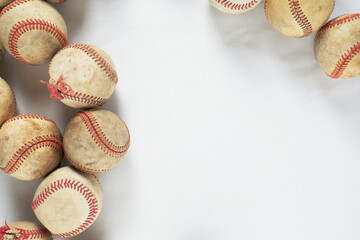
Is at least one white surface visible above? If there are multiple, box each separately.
[1,0,360,239]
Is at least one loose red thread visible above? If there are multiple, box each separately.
[42,76,108,106]
[32,178,100,238]
[0,221,10,237]
[1,135,63,175]
[0,220,51,240]
[288,0,312,37]
[41,75,74,100]
[8,19,67,65]
[215,0,258,11]
[77,110,130,157]
[329,42,360,79]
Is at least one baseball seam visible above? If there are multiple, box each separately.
[58,86,108,106]
[329,42,360,79]
[31,178,99,238]
[288,0,312,37]
[0,223,51,240]
[318,14,360,34]
[43,76,108,106]
[1,135,63,175]
[77,111,130,157]
[66,44,118,84]
[214,0,258,11]
[8,19,67,65]
[0,0,33,18]
[66,152,112,174]
[2,114,55,127]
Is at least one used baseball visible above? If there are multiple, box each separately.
[0,0,68,65]
[32,166,103,238]
[0,221,52,240]
[265,0,335,38]
[0,114,63,180]
[0,77,16,126]
[315,14,360,79]
[64,109,130,174]
[209,0,263,14]
[44,43,118,108]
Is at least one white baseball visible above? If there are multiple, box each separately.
[209,0,263,14]
[0,0,68,65]
[32,166,103,238]
[44,43,118,108]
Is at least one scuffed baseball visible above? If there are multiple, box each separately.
[32,166,103,238]
[265,0,335,37]
[209,0,263,14]
[315,14,360,79]
[0,77,16,126]
[0,221,52,240]
[0,114,63,180]
[64,109,130,174]
[45,43,118,108]
[0,0,68,65]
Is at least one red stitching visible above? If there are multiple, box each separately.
[32,178,100,238]
[0,0,34,18]
[59,90,108,106]
[77,111,130,157]
[41,75,74,100]
[288,0,312,37]
[59,85,107,106]
[8,19,67,65]
[44,75,109,106]
[329,42,360,79]
[0,222,51,240]
[1,135,63,175]
[2,114,55,127]
[62,44,118,84]
[214,0,258,11]
[66,152,112,174]
[318,14,360,34]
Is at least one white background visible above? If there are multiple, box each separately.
[1,0,360,239]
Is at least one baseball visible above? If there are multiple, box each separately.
[0,77,16,126]
[0,221,52,240]
[265,0,335,38]
[32,166,103,238]
[209,0,263,14]
[315,14,360,79]
[64,109,130,174]
[0,0,68,65]
[44,43,118,108]
[0,114,63,181]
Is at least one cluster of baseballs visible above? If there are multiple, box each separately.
[210,0,360,79]
[0,0,130,239]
